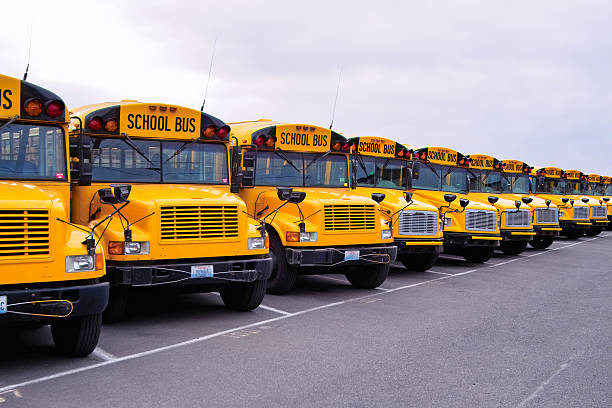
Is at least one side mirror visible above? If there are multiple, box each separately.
[488,196,499,204]
[404,191,413,202]
[604,197,610,202]
[98,188,116,204]
[459,198,469,208]
[230,146,242,194]
[570,199,575,205]
[371,193,386,203]
[545,199,551,207]
[522,197,533,205]
[561,197,569,203]
[411,162,420,179]
[243,155,255,169]
[77,162,92,186]
[581,197,589,203]
[514,201,521,209]
[287,191,306,204]
[277,187,294,201]
[444,194,457,203]
[111,184,131,203]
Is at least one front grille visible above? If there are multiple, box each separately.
[465,210,497,231]
[572,206,589,220]
[0,209,50,257]
[160,206,239,240]
[398,210,438,235]
[535,208,558,224]
[505,209,531,227]
[324,205,376,231]
[591,206,607,218]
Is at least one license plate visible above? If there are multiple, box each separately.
[344,250,360,261]
[0,295,6,314]
[190,265,214,278]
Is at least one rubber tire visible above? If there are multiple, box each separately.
[500,241,528,256]
[399,253,439,272]
[51,312,102,357]
[563,229,584,239]
[345,263,389,289]
[267,233,298,295]
[103,286,129,324]
[220,279,267,311]
[584,226,602,236]
[463,247,494,263]
[529,237,554,249]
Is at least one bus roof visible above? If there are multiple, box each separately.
[563,169,582,180]
[70,101,228,141]
[412,146,470,168]
[0,73,67,123]
[465,154,499,171]
[348,136,409,159]
[500,159,534,174]
[587,174,601,183]
[229,120,347,153]
[601,176,611,184]
[533,166,563,178]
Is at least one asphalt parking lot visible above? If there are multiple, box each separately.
[0,233,611,407]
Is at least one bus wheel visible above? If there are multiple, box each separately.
[345,263,389,289]
[463,247,493,263]
[584,226,602,236]
[399,253,439,272]
[563,229,584,239]
[267,234,298,295]
[51,313,102,357]
[103,286,130,324]
[220,279,267,311]
[529,237,554,249]
[500,241,528,256]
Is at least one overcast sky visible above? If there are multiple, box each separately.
[4,0,612,174]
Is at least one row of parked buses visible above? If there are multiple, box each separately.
[1,73,611,356]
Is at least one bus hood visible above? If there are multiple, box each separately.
[125,184,246,207]
[504,194,558,209]
[0,180,63,208]
[412,190,496,212]
[468,192,530,211]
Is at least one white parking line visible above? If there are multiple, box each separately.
[426,270,453,276]
[91,347,117,362]
[257,305,292,316]
[314,274,390,291]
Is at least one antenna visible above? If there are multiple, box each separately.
[329,67,342,130]
[200,36,218,112]
[23,25,33,81]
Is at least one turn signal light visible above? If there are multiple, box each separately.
[24,99,43,116]
[88,117,103,132]
[108,241,125,255]
[203,125,216,138]
[105,118,118,132]
[332,141,342,151]
[397,149,405,157]
[45,100,64,118]
[265,136,276,147]
[420,153,426,160]
[95,254,105,270]
[286,232,300,242]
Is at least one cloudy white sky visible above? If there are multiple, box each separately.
[4,0,611,174]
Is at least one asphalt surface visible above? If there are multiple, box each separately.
[0,233,611,407]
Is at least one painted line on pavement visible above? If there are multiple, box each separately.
[257,305,292,316]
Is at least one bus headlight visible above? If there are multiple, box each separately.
[286,232,318,242]
[66,255,95,273]
[381,229,392,240]
[559,211,565,217]
[248,237,266,249]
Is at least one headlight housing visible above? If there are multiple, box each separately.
[248,237,266,250]
[108,241,150,255]
[443,218,452,227]
[559,211,565,217]
[65,255,95,273]
[286,232,318,242]
[381,229,392,240]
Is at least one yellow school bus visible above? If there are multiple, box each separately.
[349,136,443,271]
[69,102,272,321]
[532,167,591,239]
[407,147,501,263]
[600,176,612,227]
[500,160,561,249]
[229,120,397,294]
[0,74,107,356]
[573,172,609,236]
[464,154,536,255]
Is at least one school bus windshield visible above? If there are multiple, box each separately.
[606,184,612,195]
[91,137,228,184]
[584,182,603,195]
[564,181,581,194]
[354,156,408,190]
[413,163,468,193]
[252,151,348,187]
[0,122,67,181]
[480,170,511,193]
[442,166,468,193]
[536,178,564,194]
[511,174,531,194]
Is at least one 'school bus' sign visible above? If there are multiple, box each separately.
[468,154,495,170]
[503,160,524,173]
[355,137,396,158]
[0,75,20,118]
[424,147,458,166]
[119,104,201,140]
[275,125,331,153]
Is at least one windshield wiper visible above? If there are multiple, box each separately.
[305,151,331,170]
[0,116,19,133]
[422,161,440,178]
[120,133,160,172]
[273,148,301,173]
[164,138,200,164]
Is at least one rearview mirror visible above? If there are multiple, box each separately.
[488,196,499,204]
[287,191,306,204]
[604,197,610,202]
[514,201,521,209]
[444,194,457,203]
[545,199,551,207]
[581,197,589,203]
[111,184,131,203]
[570,199,575,205]
[277,187,293,201]
[522,197,533,205]
[371,193,385,203]
[404,191,413,202]
[459,198,469,208]
[561,197,569,203]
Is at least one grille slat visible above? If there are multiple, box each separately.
[465,210,497,231]
[505,209,531,227]
[535,208,558,224]
[324,205,376,231]
[572,206,589,220]
[398,210,438,235]
[0,209,50,257]
[591,206,607,218]
[160,205,239,240]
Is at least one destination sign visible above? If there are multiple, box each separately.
[0,74,20,118]
[425,147,458,165]
[542,167,562,178]
[275,125,331,153]
[502,160,524,173]
[601,176,611,184]
[119,104,201,139]
[468,154,494,170]
[588,174,601,183]
[355,137,396,158]
[564,170,581,180]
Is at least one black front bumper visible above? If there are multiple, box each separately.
[533,225,561,237]
[285,245,397,267]
[108,256,272,287]
[0,282,109,323]
[560,220,591,230]
[590,218,609,227]
[395,238,444,255]
[500,229,536,242]
[443,232,500,249]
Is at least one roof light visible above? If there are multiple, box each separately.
[254,135,265,147]
[24,99,42,116]
[397,149,405,157]
[332,141,342,151]
[44,100,64,118]
[459,159,465,165]
[420,153,426,160]
[217,126,229,140]
[104,118,118,132]
[203,125,216,138]
[88,117,103,132]
[265,136,276,147]
[342,142,351,152]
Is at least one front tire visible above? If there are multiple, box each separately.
[499,241,528,255]
[267,234,298,295]
[220,279,267,311]
[103,286,129,324]
[563,229,584,239]
[399,253,439,272]
[345,264,389,289]
[529,237,554,249]
[51,313,102,357]
[463,246,494,263]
